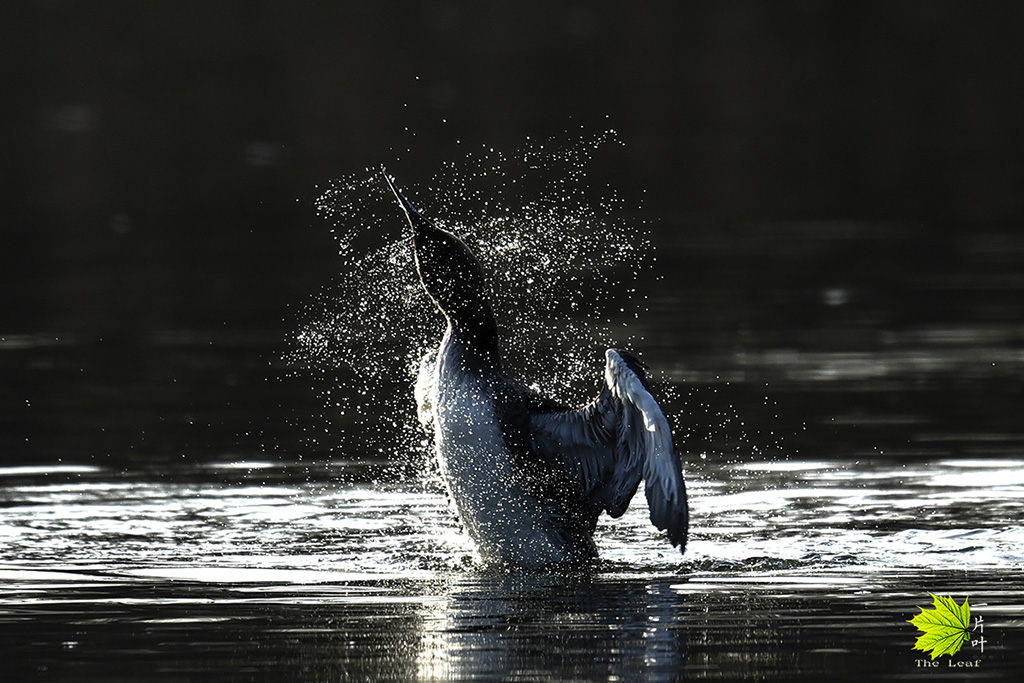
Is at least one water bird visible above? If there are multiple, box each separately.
[384,170,688,569]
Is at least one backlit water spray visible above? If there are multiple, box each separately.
[290,133,662,477]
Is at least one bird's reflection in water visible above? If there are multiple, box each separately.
[414,572,687,681]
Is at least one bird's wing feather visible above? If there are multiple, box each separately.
[528,349,688,550]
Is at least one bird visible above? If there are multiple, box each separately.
[383,170,688,570]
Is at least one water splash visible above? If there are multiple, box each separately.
[290,133,652,468]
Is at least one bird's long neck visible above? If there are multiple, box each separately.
[412,232,503,370]
[443,297,502,369]
[383,171,503,370]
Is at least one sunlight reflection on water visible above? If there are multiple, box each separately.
[2,458,1022,681]
[2,457,1020,581]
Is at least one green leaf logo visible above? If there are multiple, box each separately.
[908,594,971,659]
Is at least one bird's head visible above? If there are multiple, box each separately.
[383,171,499,357]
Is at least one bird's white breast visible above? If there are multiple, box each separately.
[428,342,578,566]
[433,366,519,549]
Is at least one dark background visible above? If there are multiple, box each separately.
[2,1,1022,466]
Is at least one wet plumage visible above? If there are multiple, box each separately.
[384,171,688,569]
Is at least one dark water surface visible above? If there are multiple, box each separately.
[3,216,1024,681]
[6,4,1024,680]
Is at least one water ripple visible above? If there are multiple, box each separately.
[2,458,1018,585]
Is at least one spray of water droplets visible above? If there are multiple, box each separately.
[289,132,653,470]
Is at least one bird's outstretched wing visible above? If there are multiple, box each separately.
[527,349,688,551]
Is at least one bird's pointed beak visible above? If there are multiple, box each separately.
[381,168,430,232]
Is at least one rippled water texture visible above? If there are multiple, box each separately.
[1,458,1022,681]
[6,138,1024,679]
